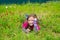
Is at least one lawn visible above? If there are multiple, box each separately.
[0,1,60,40]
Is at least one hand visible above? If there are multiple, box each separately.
[26,28,30,33]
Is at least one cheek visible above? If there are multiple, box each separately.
[28,21,34,24]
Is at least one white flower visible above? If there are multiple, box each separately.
[6,6,8,9]
[34,18,37,21]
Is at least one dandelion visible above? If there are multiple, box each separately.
[6,6,8,9]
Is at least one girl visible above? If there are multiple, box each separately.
[22,14,40,33]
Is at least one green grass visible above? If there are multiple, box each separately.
[0,1,60,40]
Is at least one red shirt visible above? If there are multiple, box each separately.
[22,20,40,30]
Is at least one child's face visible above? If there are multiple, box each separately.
[28,17,35,26]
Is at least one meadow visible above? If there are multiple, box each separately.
[0,1,60,40]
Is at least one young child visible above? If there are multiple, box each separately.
[22,14,40,33]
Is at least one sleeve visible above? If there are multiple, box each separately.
[22,20,28,29]
[37,25,40,30]
[34,23,40,31]
[33,19,40,30]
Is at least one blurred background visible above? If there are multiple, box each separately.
[0,0,59,4]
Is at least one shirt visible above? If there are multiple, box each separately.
[22,20,40,30]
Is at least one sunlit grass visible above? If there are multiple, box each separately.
[0,1,60,40]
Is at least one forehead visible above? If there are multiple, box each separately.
[28,17,35,20]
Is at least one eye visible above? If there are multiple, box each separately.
[28,20,34,21]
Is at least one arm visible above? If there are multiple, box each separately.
[22,20,28,29]
[22,20,30,33]
[33,18,40,32]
